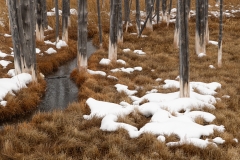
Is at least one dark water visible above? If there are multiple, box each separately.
[0,41,97,127]
[38,41,96,112]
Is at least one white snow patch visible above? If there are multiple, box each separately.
[0,101,7,107]
[123,48,131,52]
[45,48,57,54]
[87,69,106,76]
[56,40,67,49]
[209,40,218,46]
[198,53,206,58]
[0,60,12,68]
[133,50,146,55]
[209,65,215,69]
[99,58,111,65]
[115,84,137,96]
[117,59,126,65]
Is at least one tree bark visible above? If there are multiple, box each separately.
[117,0,123,43]
[77,0,88,71]
[62,0,69,43]
[97,0,103,48]
[162,0,167,22]
[8,0,37,81]
[195,0,206,55]
[156,0,160,24]
[173,1,179,48]
[145,0,153,31]
[136,0,141,35]
[179,0,190,98]
[36,0,44,42]
[43,0,48,29]
[218,0,223,68]
[108,0,118,61]
[167,0,172,26]
[55,0,59,43]
[124,0,130,32]
[205,0,209,44]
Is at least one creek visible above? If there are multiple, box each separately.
[0,41,97,127]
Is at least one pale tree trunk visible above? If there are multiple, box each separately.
[55,0,59,43]
[117,0,123,43]
[162,0,167,22]
[179,0,190,98]
[97,0,103,48]
[145,0,153,31]
[195,0,206,55]
[68,0,71,27]
[136,0,141,35]
[156,0,160,24]
[124,0,130,32]
[62,0,69,43]
[108,0,118,61]
[77,0,88,71]
[167,0,172,26]
[36,0,45,42]
[8,0,37,81]
[218,0,223,68]
[173,2,179,48]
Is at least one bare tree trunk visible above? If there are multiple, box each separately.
[55,0,59,43]
[108,0,118,61]
[173,2,179,48]
[124,0,130,32]
[36,0,44,42]
[136,0,141,35]
[156,0,160,24]
[97,0,103,48]
[77,0,88,71]
[218,0,223,68]
[62,0,69,43]
[205,0,209,44]
[117,0,123,43]
[145,0,153,31]
[195,0,206,55]
[162,0,167,22]
[8,0,37,81]
[167,0,172,26]
[43,0,48,29]
[179,0,190,98]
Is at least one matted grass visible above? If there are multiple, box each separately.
[0,0,240,159]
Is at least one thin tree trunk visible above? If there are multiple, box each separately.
[179,0,190,98]
[124,0,130,32]
[195,0,206,55]
[145,0,153,31]
[108,0,118,61]
[55,0,59,43]
[156,0,160,24]
[97,0,103,48]
[162,0,167,22]
[36,0,44,42]
[173,2,179,48]
[77,0,88,71]
[167,0,172,26]
[136,0,141,36]
[8,0,37,81]
[117,0,123,43]
[62,0,69,43]
[43,0,48,29]
[218,0,223,68]
[205,0,209,44]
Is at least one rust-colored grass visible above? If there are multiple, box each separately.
[0,0,240,159]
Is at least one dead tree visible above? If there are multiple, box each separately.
[8,0,37,81]
[124,0,130,32]
[167,0,172,26]
[156,0,160,24]
[145,0,153,31]
[43,0,48,29]
[36,0,44,42]
[179,0,190,98]
[136,0,141,35]
[162,0,167,22]
[205,0,209,43]
[108,0,119,61]
[62,0,70,43]
[77,0,88,71]
[55,0,59,43]
[174,2,179,48]
[218,0,223,68]
[97,0,103,48]
[195,0,206,55]
[117,0,123,43]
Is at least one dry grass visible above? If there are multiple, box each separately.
[0,0,240,159]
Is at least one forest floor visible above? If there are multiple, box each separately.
[0,0,240,159]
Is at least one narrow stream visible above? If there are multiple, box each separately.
[0,41,97,127]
